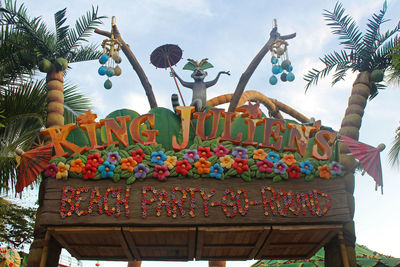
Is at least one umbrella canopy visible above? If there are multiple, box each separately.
[252,244,400,267]
[150,44,182,68]
[0,247,21,267]
[340,135,384,193]
[15,144,53,193]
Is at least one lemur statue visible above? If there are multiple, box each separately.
[171,58,230,112]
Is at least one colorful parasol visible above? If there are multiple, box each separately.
[15,144,54,193]
[0,247,21,267]
[150,44,186,106]
[340,135,385,194]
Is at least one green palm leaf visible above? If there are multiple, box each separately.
[63,82,92,123]
[389,124,400,167]
[54,8,69,48]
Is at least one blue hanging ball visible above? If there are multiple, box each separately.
[272,65,280,75]
[104,79,112,89]
[278,66,283,73]
[114,56,122,64]
[269,75,278,85]
[271,56,278,64]
[99,54,109,64]
[98,66,107,76]
[281,60,291,71]
[288,65,293,72]
[280,72,287,82]
[287,72,295,82]
[106,67,114,77]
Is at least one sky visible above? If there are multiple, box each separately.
[11,0,400,266]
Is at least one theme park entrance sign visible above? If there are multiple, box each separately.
[39,107,350,261]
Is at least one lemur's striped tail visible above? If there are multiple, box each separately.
[171,94,179,113]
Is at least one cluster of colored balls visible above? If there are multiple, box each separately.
[98,52,122,89]
[269,56,295,85]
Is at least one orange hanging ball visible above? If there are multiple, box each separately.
[95,263,100,266]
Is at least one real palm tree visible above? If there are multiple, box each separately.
[304,1,399,266]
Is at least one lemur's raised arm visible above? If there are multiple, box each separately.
[205,71,230,88]
[171,69,194,89]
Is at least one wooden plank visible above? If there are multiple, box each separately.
[40,177,350,227]
[48,228,82,259]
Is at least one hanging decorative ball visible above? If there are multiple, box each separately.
[276,47,285,56]
[280,72,287,82]
[272,65,280,75]
[106,67,114,77]
[370,69,384,82]
[287,72,295,82]
[271,56,278,64]
[114,56,122,64]
[288,65,293,72]
[278,66,283,73]
[96,261,100,266]
[269,75,278,85]
[114,65,122,76]
[98,66,107,76]
[38,59,52,73]
[112,51,119,61]
[104,79,112,89]
[55,58,68,71]
[99,54,109,64]
[281,60,291,71]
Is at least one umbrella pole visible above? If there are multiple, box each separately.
[167,58,186,106]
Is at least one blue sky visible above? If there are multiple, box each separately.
[18,0,400,266]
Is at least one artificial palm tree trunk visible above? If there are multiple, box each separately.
[325,71,370,267]
[27,68,64,267]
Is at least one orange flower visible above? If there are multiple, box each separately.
[253,149,267,160]
[282,154,297,166]
[194,158,211,174]
[318,165,331,179]
[121,157,137,172]
[70,158,85,173]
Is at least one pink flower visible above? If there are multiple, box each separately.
[257,159,273,173]
[152,165,170,181]
[45,163,58,178]
[213,145,230,157]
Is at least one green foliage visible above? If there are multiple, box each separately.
[304,1,399,99]
[0,197,36,248]
[389,124,400,167]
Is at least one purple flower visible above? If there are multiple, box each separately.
[152,165,170,181]
[151,151,167,165]
[98,161,115,178]
[45,163,58,178]
[300,160,314,175]
[329,161,342,175]
[183,149,199,163]
[232,147,248,159]
[213,145,230,157]
[274,160,288,174]
[134,164,149,178]
[257,159,273,173]
[210,163,224,179]
[267,152,280,163]
[107,152,121,164]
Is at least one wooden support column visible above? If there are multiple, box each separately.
[127,261,142,267]
[209,261,226,267]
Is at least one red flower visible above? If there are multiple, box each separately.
[131,149,146,163]
[233,158,249,174]
[87,153,104,168]
[287,165,301,179]
[152,165,170,181]
[197,146,213,159]
[82,163,97,180]
[175,159,192,176]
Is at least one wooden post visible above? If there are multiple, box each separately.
[127,261,142,267]
[209,261,226,267]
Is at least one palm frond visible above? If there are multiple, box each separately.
[66,44,102,63]
[323,2,363,53]
[58,6,105,58]
[63,82,92,123]
[54,8,69,47]
[362,1,388,66]
[389,124,400,167]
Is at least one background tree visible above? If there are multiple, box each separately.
[304,1,399,265]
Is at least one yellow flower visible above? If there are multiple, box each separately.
[219,155,234,168]
[318,165,331,179]
[164,156,177,170]
[282,154,297,166]
[56,162,70,179]
[253,149,267,160]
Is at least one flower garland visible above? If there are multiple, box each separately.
[45,136,344,184]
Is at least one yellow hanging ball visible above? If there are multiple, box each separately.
[112,51,119,61]
[114,65,122,76]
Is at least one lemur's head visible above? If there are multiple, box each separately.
[183,58,213,81]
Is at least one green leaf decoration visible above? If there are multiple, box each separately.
[305,174,315,181]
[183,61,197,71]
[119,150,130,158]
[200,61,214,70]
[273,176,282,183]
[94,173,101,180]
[241,171,251,182]
[120,170,131,178]
[112,174,120,182]
[126,176,136,185]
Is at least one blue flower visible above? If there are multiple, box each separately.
[107,151,121,164]
[98,161,115,178]
[210,163,224,179]
[274,160,288,174]
[300,160,314,175]
[151,150,167,165]
[267,152,280,163]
